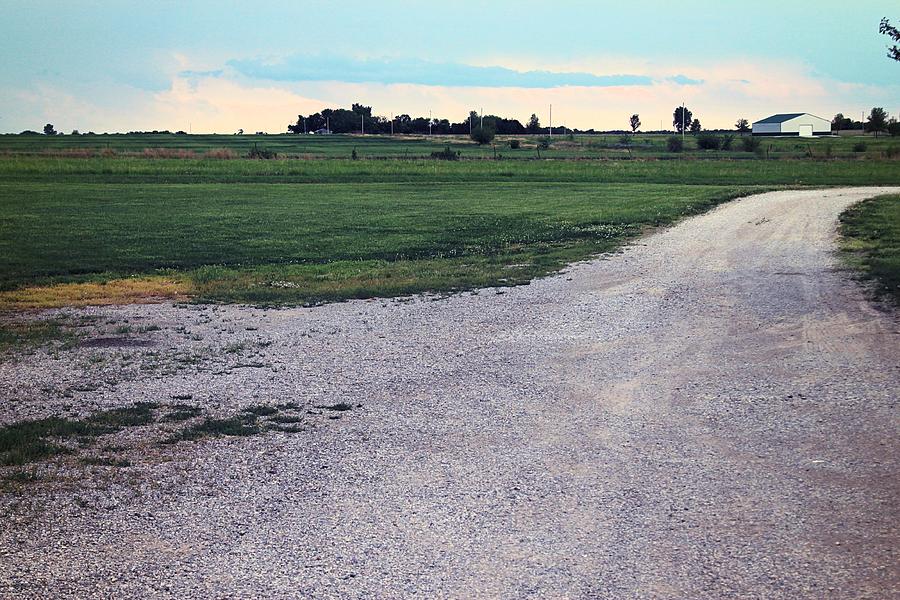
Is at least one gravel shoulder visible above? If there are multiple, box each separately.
[1,187,899,599]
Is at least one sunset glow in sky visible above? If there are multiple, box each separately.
[2,1,898,133]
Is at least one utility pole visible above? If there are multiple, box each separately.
[429,110,432,135]
[549,104,552,138]
[682,102,685,141]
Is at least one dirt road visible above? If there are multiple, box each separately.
[1,188,898,598]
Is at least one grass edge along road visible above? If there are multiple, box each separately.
[0,182,761,310]
[840,194,900,305]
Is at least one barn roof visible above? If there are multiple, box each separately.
[753,113,806,124]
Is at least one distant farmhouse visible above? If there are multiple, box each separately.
[752,113,831,137]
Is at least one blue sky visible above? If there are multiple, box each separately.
[1,0,898,132]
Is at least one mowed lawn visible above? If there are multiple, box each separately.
[0,177,748,306]
[840,194,900,305]
[2,156,898,308]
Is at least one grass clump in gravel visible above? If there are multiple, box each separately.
[0,402,158,466]
[162,404,203,422]
[318,402,354,412]
[840,194,900,305]
[0,318,78,353]
[242,404,278,417]
[167,414,261,443]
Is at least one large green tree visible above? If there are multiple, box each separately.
[673,106,692,133]
[866,107,889,137]
[526,113,541,133]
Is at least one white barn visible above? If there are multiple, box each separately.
[752,113,831,137]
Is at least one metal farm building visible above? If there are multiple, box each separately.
[752,113,831,137]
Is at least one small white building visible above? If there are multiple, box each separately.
[752,113,831,137]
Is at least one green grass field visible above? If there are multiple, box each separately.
[2,132,898,160]
[1,144,898,309]
[840,195,900,305]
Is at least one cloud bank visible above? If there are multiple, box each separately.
[224,55,662,88]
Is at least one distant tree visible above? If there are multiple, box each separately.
[629,114,641,135]
[70,129,80,135]
[887,119,900,136]
[351,103,372,117]
[673,106,693,133]
[43,123,57,136]
[690,119,702,134]
[880,18,900,62]
[470,125,496,145]
[866,107,889,137]
[735,118,750,135]
[526,113,541,134]
[832,113,854,131]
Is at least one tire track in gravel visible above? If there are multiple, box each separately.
[1,187,898,599]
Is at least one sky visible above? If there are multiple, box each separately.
[1,0,898,133]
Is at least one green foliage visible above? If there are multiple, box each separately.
[866,107,889,136]
[673,106,692,133]
[696,134,722,150]
[0,319,76,352]
[735,118,750,133]
[470,126,496,145]
[853,141,868,153]
[169,415,260,442]
[840,194,900,304]
[629,114,641,134]
[536,138,551,150]
[721,135,735,150]
[880,18,900,62]
[742,136,761,152]
[0,403,157,465]
[666,136,684,152]
[508,139,521,149]
[430,145,460,160]
[247,144,277,159]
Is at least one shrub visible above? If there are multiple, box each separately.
[508,139,521,149]
[852,141,867,153]
[696,134,722,150]
[721,135,735,150]
[470,126,496,145]
[351,148,358,160]
[430,146,460,160]
[888,122,900,137]
[536,138,551,150]
[248,145,277,159]
[741,136,761,152]
[666,136,684,153]
[885,146,899,158]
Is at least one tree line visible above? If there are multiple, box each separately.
[287,105,550,136]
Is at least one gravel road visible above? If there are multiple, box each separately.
[1,187,898,599]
